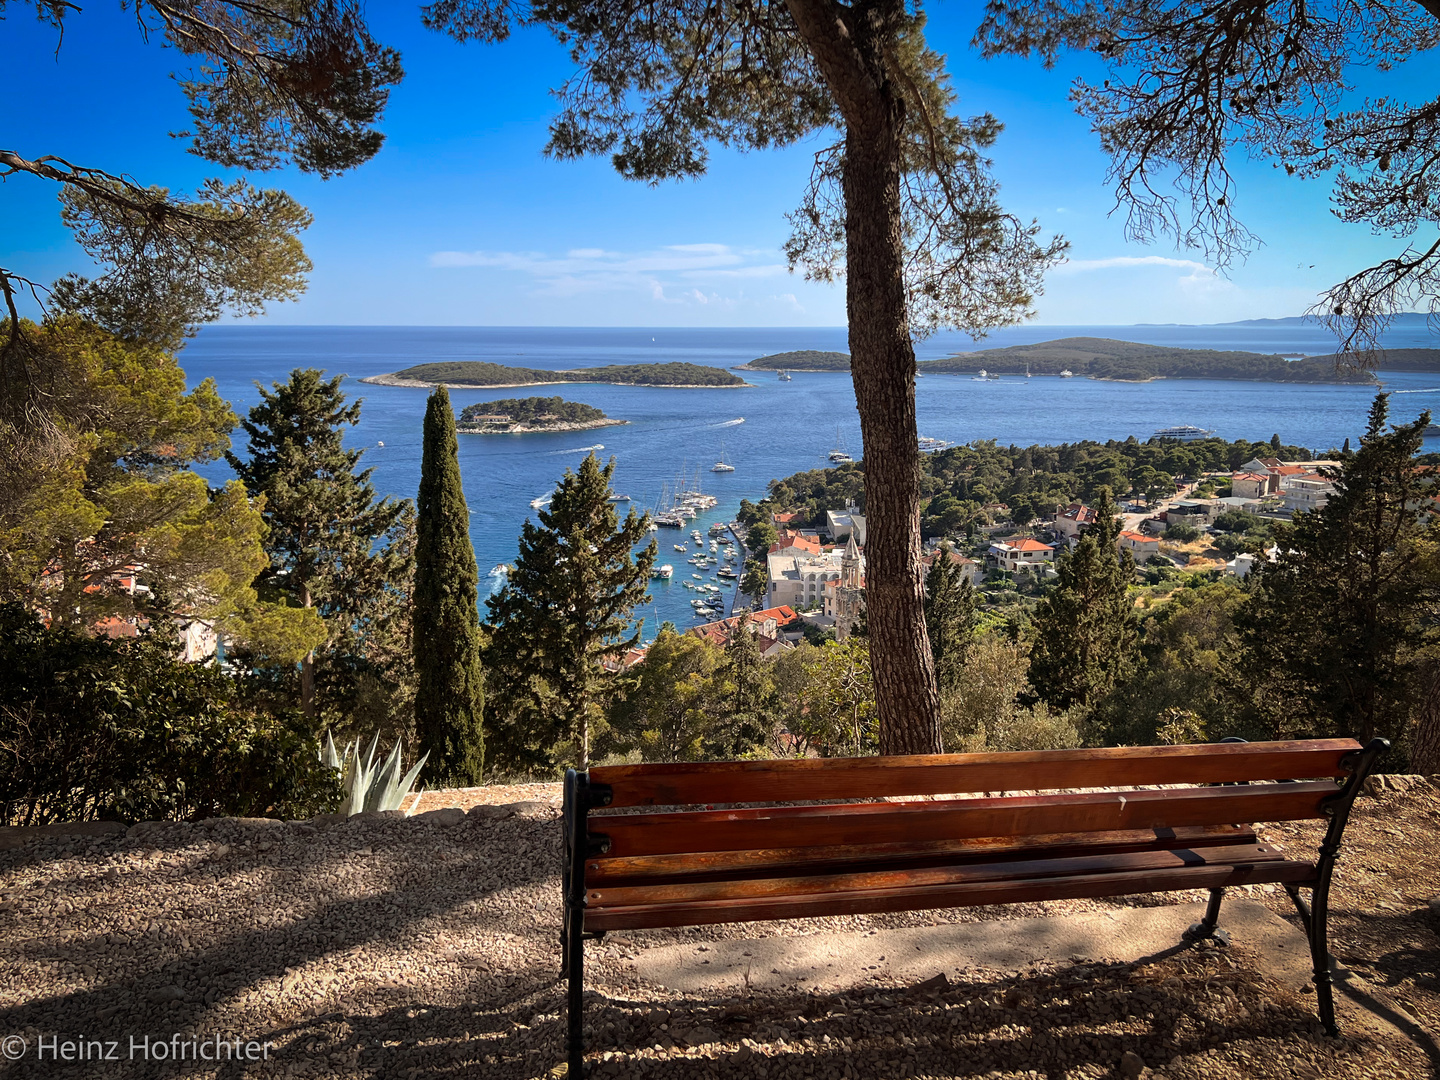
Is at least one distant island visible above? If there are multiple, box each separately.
[928,337,1378,383]
[734,349,851,371]
[731,338,1379,383]
[456,396,626,434]
[1312,348,1440,372]
[362,360,749,388]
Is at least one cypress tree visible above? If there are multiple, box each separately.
[413,387,484,784]
[486,453,655,771]
[1028,488,1137,710]
[227,369,414,729]
[924,545,978,695]
[709,612,774,758]
[1233,394,1437,748]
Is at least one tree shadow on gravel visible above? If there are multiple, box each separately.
[0,815,565,1046]
[209,948,1423,1080]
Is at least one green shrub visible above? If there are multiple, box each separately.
[0,605,341,826]
[1165,521,1202,542]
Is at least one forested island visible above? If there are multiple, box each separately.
[363,360,748,388]
[1315,348,1440,372]
[927,337,1376,382]
[734,349,852,371]
[732,338,1382,383]
[456,396,624,434]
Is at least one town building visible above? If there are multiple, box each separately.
[825,508,867,546]
[989,537,1054,573]
[688,606,798,657]
[1280,472,1336,513]
[1051,502,1098,545]
[765,548,847,611]
[1229,472,1270,500]
[831,534,865,641]
[920,546,978,586]
[1116,530,1160,564]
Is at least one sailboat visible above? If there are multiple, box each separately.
[828,427,853,463]
[711,442,735,472]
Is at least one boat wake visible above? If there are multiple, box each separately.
[708,418,745,427]
[550,443,606,454]
[1392,387,1440,394]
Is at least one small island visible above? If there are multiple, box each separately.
[362,360,749,388]
[733,349,851,371]
[456,396,627,434]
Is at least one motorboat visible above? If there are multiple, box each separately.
[651,564,673,580]
[1060,369,1075,378]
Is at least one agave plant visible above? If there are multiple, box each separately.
[321,732,429,816]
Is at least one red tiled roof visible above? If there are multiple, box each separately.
[998,538,1053,552]
[1118,530,1156,543]
[772,512,800,524]
[1231,473,1268,483]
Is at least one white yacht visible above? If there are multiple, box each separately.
[711,443,735,472]
[651,564,673,580]
[1152,425,1216,442]
[1060,369,1075,378]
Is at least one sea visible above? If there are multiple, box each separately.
[181,323,1440,635]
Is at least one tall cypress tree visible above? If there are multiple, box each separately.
[924,545,978,695]
[413,387,484,784]
[486,453,655,772]
[1029,488,1137,711]
[227,369,414,729]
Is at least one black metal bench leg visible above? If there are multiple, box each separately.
[1308,882,1339,1037]
[1186,887,1225,938]
[567,909,585,1076]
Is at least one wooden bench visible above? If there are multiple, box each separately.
[560,737,1387,1075]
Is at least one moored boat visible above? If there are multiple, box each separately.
[1152,424,1216,442]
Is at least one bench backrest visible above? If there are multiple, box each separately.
[581,739,1362,871]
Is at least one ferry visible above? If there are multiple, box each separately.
[1152,424,1216,442]
[918,435,951,453]
[1060,369,1075,378]
[651,564,673,580]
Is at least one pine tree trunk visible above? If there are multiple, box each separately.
[1409,661,1440,775]
[787,0,942,755]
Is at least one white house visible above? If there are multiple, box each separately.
[989,537,1054,573]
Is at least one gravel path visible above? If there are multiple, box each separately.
[1,784,1435,1078]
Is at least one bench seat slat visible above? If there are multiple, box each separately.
[588,739,1359,807]
[591,781,1340,859]
[583,860,1318,932]
[587,841,1290,907]
[587,824,1256,887]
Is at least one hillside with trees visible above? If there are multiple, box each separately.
[371,361,746,388]
[752,432,1313,537]
[457,397,618,432]
[735,350,852,371]
[925,338,1377,383]
[1315,349,1440,372]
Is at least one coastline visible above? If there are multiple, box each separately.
[456,418,629,435]
[360,373,753,389]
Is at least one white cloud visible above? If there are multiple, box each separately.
[428,241,787,307]
[1056,255,1218,279]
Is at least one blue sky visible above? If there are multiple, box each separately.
[3,3,1428,328]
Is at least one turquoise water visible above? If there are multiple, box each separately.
[180,325,1439,633]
